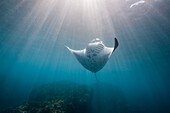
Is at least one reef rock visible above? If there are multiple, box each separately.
[14,82,92,113]
[4,81,137,113]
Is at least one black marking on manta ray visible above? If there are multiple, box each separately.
[93,54,97,56]
[87,55,91,58]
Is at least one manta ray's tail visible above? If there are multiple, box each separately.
[95,73,98,81]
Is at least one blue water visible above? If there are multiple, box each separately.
[0,0,170,112]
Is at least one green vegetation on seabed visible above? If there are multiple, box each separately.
[1,81,138,113]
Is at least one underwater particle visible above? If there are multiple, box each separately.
[130,0,145,8]
[65,38,119,73]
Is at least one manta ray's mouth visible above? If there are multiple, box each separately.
[91,38,102,43]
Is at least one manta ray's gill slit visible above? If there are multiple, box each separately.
[95,44,104,53]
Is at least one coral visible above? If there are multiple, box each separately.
[3,81,137,113]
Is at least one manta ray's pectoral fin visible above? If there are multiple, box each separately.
[65,45,86,66]
[65,45,84,55]
[114,38,119,50]
[65,46,76,53]
[112,38,119,53]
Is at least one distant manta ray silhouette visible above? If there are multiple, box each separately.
[66,38,119,80]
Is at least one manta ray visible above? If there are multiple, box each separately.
[66,38,119,80]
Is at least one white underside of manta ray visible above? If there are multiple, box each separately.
[66,38,119,74]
